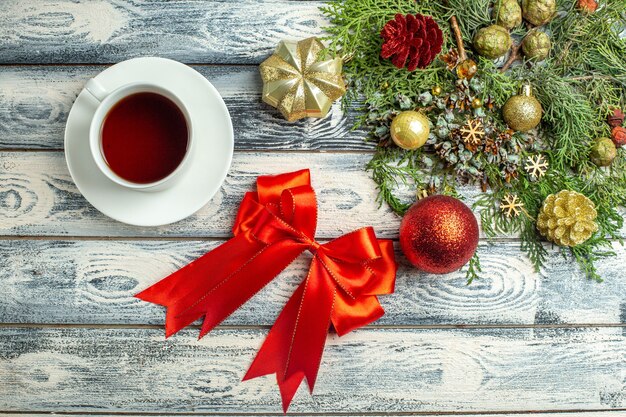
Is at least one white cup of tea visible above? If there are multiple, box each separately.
[85,78,194,192]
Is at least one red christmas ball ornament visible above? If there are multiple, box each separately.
[399,195,479,274]
[380,13,443,71]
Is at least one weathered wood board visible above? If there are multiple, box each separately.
[0,66,367,150]
[0,327,623,413]
[2,151,625,239]
[1,239,625,326]
[4,414,624,417]
[2,0,626,415]
[0,150,449,238]
[0,0,327,65]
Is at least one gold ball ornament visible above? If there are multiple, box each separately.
[503,84,542,132]
[471,97,483,109]
[590,137,617,167]
[431,85,443,96]
[473,25,512,59]
[390,111,430,150]
[537,190,598,247]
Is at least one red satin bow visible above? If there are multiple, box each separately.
[136,169,396,411]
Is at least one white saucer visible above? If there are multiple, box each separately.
[64,57,234,227]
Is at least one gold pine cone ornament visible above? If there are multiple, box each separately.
[390,111,430,150]
[503,83,542,132]
[537,190,598,247]
[259,37,346,122]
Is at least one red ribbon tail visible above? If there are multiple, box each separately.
[135,170,398,412]
[193,240,305,339]
[278,373,306,413]
[244,258,335,412]
[136,235,304,338]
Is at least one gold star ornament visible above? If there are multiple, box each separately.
[259,37,346,122]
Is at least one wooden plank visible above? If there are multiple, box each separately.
[3,413,623,417]
[0,66,367,150]
[1,239,625,326]
[0,151,411,238]
[0,327,623,412]
[1,150,624,239]
[0,0,326,65]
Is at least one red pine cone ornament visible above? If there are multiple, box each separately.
[381,13,443,71]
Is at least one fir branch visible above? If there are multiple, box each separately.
[323,0,626,283]
[527,67,598,172]
[366,146,423,214]
[520,218,548,272]
[480,59,518,106]
[570,239,615,283]
[465,252,482,284]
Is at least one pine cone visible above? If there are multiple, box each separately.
[380,14,443,71]
[590,137,617,166]
[607,108,625,128]
[484,137,499,155]
[537,190,598,247]
[496,0,523,29]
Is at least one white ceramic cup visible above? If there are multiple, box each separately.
[85,78,194,192]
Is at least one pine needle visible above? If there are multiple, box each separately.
[322,0,626,282]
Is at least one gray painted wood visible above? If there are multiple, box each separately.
[4,414,623,417]
[0,327,623,412]
[1,239,625,326]
[0,0,326,65]
[0,66,367,150]
[3,1,626,415]
[0,151,432,238]
[2,151,624,239]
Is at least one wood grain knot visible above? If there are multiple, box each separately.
[4,1,128,44]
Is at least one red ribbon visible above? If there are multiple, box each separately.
[136,169,396,411]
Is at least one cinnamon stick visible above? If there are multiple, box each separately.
[449,15,467,61]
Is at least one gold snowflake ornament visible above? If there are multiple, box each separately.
[525,154,549,179]
[460,119,485,146]
[416,189,430,200]
[500,194,524,217]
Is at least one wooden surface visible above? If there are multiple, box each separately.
[2,239,626,327]
[0,66,366,150]
[0,327,624,413]
[0,0,624,416]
